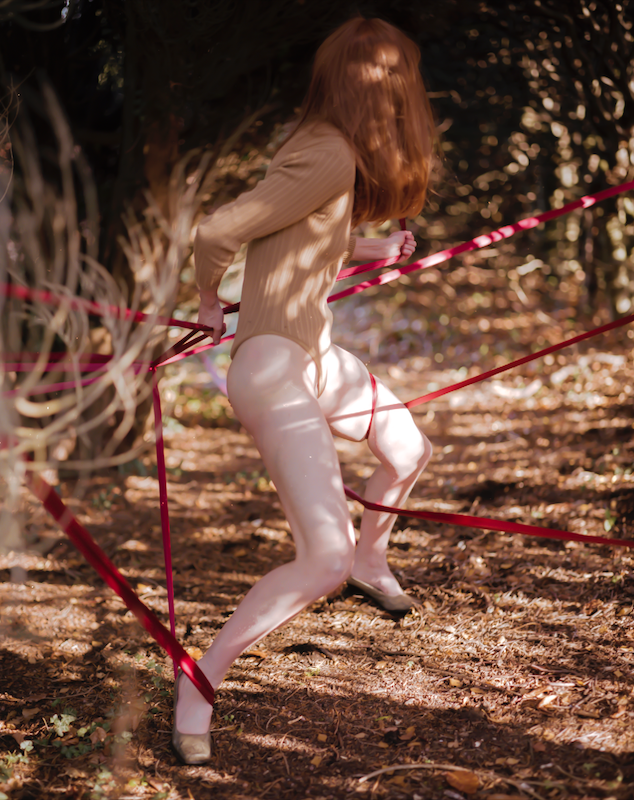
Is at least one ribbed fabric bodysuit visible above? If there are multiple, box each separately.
[194,121,356,395]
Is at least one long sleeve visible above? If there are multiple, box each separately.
[194,133,356,291]
[342,234,357,265]
[194,121,355,395]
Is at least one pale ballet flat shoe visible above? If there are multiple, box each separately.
[347,576,419,613]
[172,670,212,765]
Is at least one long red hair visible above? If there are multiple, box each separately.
[296,16,436,226]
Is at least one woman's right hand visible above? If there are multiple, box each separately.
[349,230,417,263]
[383,230,416,262]
[197,291,227,345]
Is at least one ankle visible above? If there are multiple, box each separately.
[350,561,401,595]
[352,552,390,577]
[175,674,214,735]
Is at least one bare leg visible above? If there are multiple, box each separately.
[319,346,432,596]
[175,336,356,734]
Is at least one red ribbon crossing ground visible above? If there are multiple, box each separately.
[5,178,634,685]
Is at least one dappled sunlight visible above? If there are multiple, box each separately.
[4,4,634,798]
[250,192,349,327]
[3,382,634,796]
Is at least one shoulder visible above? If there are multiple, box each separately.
[274,121,356,177]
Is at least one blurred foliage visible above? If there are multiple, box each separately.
[412,0,634,318]
[1,0,633,315]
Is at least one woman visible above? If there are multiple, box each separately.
[173,16,436,764]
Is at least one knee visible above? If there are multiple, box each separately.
[388,431,433,483]
[322,540,356,589]
[328,543,356,588]
[303,539,355,596]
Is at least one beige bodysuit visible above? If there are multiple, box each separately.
[194,121,356,394]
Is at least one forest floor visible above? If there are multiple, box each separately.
[2,244,634,800]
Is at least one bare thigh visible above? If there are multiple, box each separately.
[318,345,413,445]
[227,335,355,564]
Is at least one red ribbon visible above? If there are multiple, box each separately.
[344,487,634,549]
[6,179,632,325]
[1,283,212,331]
[331,179,634,300]
[151,373,178,679]
[24,467,215,704]
[405,312,634,408]
[8,177,634,688]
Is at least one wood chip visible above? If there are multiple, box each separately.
[537,694,558,709]
[445,769,480,794]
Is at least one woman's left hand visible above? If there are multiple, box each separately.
[383,230,416,262]
[197,291,227,345]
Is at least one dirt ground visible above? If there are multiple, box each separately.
[2,256,634,800]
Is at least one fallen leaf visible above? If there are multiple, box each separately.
[445,769,480,794]
[378,741,390,749]
[496,756,520,766]
[533,742,546,752]
[317,733,327,742]
[11,731,27,745]
[234,548,247,557]
[66,768,84,778]
[21,708,40,719]
[310,755,322,767]
[374,661,388,669]
[399,726,416,741]
[449,678,463,687]
[90,727,107,745]
[185,646,203,660]
[120,539,148,552]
